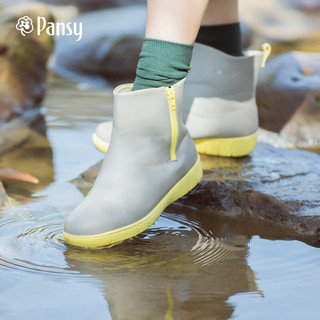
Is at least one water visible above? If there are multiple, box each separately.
[0,76,320,320]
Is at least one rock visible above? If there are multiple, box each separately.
[240,0,320,53]
[75,159,102,185]
[291,0,320,13]
[72,159,102,195]
[257,128,320,154]
[0,110,46,155]
[0,180,10,212]
[51,5,146,87]
[0,4,54,153]
[3,2,79,24]
[240,22,253,49]
[51,6,253,88]
[40,0,146,12]
[257,51,320,151]
[0,5,54,122]
[72,143,320,247]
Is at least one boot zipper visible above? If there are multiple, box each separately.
[166,86,178,161]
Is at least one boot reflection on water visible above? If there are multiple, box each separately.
[64,212,261,320]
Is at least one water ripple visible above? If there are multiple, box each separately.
[0,207,72,278]
[0,206,249,278]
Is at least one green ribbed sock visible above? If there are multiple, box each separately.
[132,38,193,91]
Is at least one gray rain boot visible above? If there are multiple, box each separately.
[64,79,203,248]
[92,43,270,157]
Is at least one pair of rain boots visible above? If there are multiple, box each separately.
[64,43,268,248]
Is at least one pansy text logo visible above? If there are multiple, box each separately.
[16,16,83,41]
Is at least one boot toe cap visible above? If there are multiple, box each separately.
[64,199,134,237]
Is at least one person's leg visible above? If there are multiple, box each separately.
[146,0,209,44]
[196,0,243,56]
[64,0,206,247]
[201,0,239,26]
[132,0,209,91]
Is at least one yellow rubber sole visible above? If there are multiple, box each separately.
[63,155,203,248]
[93,132,257,158]
[92,132,110,153]
[193,132,257,157]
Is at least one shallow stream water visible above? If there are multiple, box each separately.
[0,76,320,320]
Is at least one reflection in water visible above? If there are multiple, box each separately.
[0,121,54,202]
[0,196,259,319]
[65,212,258,320]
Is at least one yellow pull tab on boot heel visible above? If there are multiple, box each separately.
[261,43,272,68]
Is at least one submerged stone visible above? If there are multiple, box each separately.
[73,143,320,247]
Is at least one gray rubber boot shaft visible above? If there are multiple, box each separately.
[184,43,263,138]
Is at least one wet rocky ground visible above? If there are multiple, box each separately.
[73,142,320,248]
